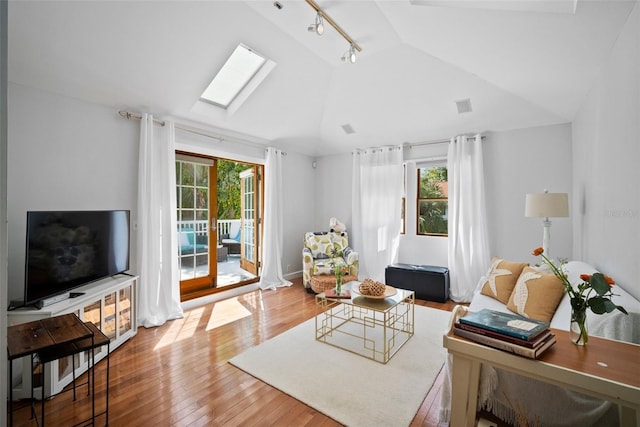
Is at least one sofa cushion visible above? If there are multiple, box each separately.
[479,257,528,304]
[507,266,566,322]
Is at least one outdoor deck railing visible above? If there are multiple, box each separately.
[177,219,239,243]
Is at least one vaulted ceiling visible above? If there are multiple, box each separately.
[8,0,636,156]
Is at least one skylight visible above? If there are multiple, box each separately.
[200,44,267,109]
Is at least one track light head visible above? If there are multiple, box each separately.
[308,12,324,36]
[341,44,356,64]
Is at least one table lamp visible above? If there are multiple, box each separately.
[525,190,569,257]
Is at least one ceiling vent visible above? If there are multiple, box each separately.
[455,99,473,114]
[341,124,355,134]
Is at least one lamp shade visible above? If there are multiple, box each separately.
[525,192,569,218]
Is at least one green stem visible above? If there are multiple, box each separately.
[577,320,588,345]
[572,307,588,345]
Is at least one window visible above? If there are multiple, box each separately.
[200,44,268,109]
[417,165,448,236]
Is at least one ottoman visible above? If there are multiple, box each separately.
[310,275,358,294]
[385,264,449,302]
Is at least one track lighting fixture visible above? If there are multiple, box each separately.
[304,0,362,62]
[341,44,356,64]
[307,12,324,35]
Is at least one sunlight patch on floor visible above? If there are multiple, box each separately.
[154,307,204,350]
[206,297,252,330]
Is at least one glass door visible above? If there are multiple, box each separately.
[176,154,218,298]
[239,167,259,275]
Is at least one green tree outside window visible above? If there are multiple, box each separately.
[418,166,448,236]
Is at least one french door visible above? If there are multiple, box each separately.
[239,167,260,275]
[176,154,218,298]
[176,153,263,301]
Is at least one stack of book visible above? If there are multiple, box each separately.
[453,308,556,359]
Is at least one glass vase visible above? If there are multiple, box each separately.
[570,307,588,345]
[335,274,342,295]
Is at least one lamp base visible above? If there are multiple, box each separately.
[542,218,551,256]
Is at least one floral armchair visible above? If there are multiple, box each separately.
[302,231,359,290]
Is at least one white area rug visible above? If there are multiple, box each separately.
[229,305,451,427]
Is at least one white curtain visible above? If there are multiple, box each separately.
[352,146,404,282]
[137,114,184,327]
[447,134,490,302]
[259,147,292,290]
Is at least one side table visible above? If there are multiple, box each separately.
[6,313,108,426]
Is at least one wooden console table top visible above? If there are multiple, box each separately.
[536,328,640,388]
[7,313,92,360]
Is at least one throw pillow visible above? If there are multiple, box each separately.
[479,257,528,304]
[507,266,566,322]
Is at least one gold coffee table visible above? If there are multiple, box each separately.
[315,281,415,364]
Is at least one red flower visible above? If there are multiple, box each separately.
[604,274,615,286]
[580,274,592,281]
[532,247,544,256]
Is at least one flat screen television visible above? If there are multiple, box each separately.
[24,210,130,307]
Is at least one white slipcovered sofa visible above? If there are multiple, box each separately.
[441,260,640,426]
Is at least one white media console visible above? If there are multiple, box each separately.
[7,274,138,399]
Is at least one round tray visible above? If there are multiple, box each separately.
[351,285,397,299]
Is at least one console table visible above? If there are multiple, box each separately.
[444,325,640,426]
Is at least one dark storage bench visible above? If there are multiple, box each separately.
[385,264,450,303]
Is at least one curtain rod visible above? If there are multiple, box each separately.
[118,110,224,142]
[405,135,485,148]
[118,109,288,155]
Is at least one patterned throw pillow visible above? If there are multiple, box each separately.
[479,257,528,304]
[507,266,566,322]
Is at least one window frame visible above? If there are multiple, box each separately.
[401,163,406,235]
[416,163,448,237]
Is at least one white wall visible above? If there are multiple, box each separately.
[8,82,573,300]
[280,151,316,276]
[7,84,317,305]
[314,153,353,232]
[316,126,573,272]
[484,124,573,264]
[7,83,139,302]
[572,1,640,301]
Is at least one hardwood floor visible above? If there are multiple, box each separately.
[9,278,460,426]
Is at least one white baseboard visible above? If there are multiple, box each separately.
[284,270,302,281]
[181,283,260,311]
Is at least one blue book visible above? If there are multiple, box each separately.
[459,309,550,341]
